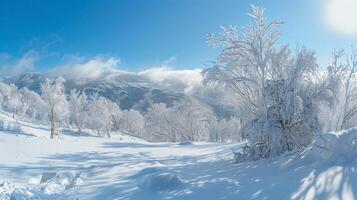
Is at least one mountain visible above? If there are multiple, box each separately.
[6,72,234,117]
[6,72,186,111]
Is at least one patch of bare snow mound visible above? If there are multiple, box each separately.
[178,141,194,146]
[300,128,357,164]
[9,171,86,200]
[0,120,26,135]
[0,181,15,200]
[136,167,185,192]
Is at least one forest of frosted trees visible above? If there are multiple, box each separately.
[0,77,241,143]
[1,6,357,161]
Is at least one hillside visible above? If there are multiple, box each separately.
[6,73,185,111]
[5,72,233,118]
[1,112,356,200]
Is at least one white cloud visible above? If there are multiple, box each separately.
[51,55,121,83]
[0,50,39,77]
[139,67,203,93]
[0,51,204,95]
[48,55,204,93]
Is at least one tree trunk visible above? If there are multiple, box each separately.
[261,67,268,119]
[50,107,55,139]
[76,121,81,133]
[106,128,111,138]
[340,82,351,130]
[12,107,17,119]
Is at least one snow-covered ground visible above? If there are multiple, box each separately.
[1,112,357,200]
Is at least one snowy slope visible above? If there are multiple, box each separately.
[7,73,234,118]
[6,72,186,111]
[1,113,357,200]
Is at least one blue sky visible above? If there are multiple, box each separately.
[0,0,357,75]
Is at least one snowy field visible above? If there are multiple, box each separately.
[1,112,357,200]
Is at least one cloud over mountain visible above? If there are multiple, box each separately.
[138,67,203,94]
[48,55,203,94]
[50,56,121,83]
[0,50,39,77]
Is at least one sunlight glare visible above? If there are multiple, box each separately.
[326,0,357,35]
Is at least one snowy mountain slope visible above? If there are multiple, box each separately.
[6,72,186,111]
[1,113,357,199]
[6,73,234,117]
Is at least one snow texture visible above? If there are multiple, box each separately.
[1,111,357,200]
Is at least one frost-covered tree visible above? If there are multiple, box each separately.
[145,103,177,142]
[41,77,67,139]
[0,83,20,117]
[0,82,47,121]
[0,82,13,108]
[105,98,122,132]
[227,117,242,142]
[173,99,215,142]
[7,88,22,118]
[84,97,105,137]
[145,101,215,142]
[120,109,145,138]
[84,96,120,137]
[203,6,326,159]
[325,49,357,131]
[210,117,241,142]
[68,89,88,133]
[19,88,47,121]
[205,5,282,119]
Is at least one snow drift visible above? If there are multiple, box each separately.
[300,128,357,164]
[3,171,86,200]
[0,181,14,200]
[135,167,185,192]
[140,172,183,191]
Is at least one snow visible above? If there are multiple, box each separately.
[10,171,86,200]
[0,181,14,200]
[139,171,184,191]
[297,128,357,165]
[178,141,194,146]
[1,112,357,199]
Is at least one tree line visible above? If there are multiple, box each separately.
[0,77,241,142]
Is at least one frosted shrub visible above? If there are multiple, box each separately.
[0,119,4,131]
[0,120,23,134]
[6,122,23,133]
[204,6,328,161]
